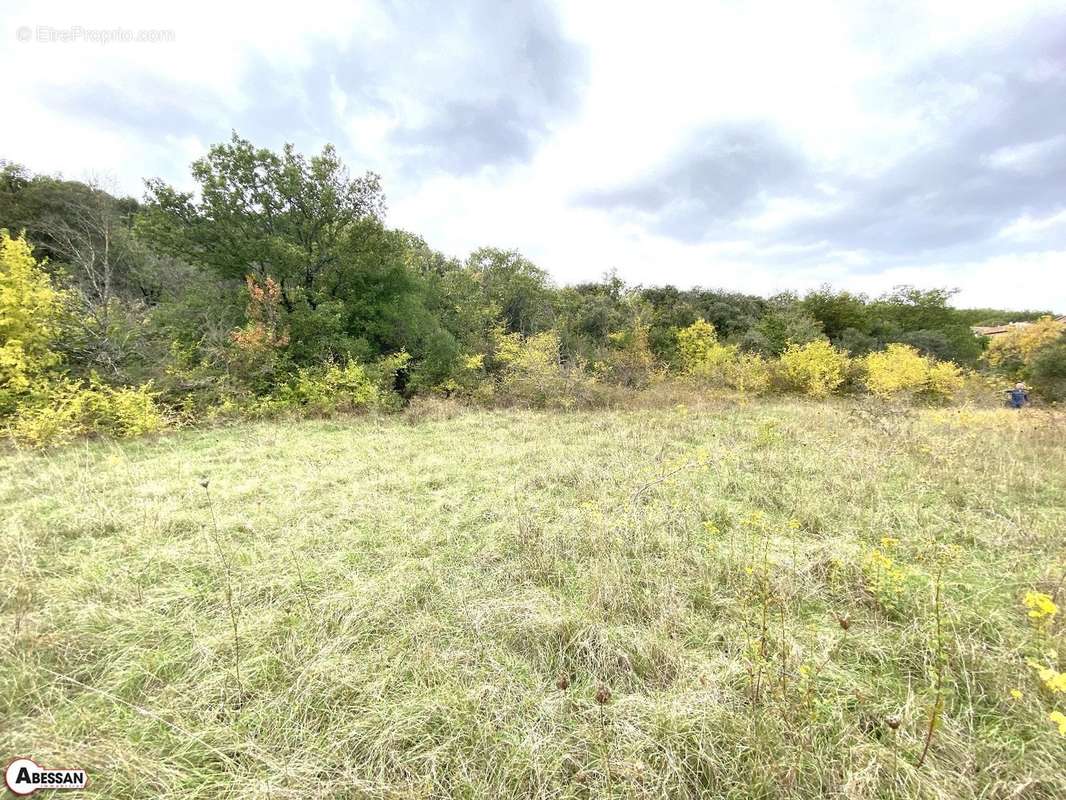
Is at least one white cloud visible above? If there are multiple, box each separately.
[3,0,1065,311]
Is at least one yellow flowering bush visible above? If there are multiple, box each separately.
[926,360,965,399]
[863,343,964,402]
[676,319,738,379]
[8,378,163,446]
[777,340,849,398]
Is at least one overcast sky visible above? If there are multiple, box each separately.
[4,0,1066,311]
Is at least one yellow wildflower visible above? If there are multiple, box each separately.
[1024,591,1058,626]
[1028,661,1066,694]
[743,511,764,528]
[1050,711,1066,737]
[1010,689,1023,700]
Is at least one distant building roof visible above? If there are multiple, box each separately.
[973,316,1066,336]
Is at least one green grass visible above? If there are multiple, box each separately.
[2,399,1065,798]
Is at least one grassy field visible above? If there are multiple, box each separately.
[2,398,1065,798]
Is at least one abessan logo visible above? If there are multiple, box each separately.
[4,758,87,796]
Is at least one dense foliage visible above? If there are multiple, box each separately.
[1,135,1061,442]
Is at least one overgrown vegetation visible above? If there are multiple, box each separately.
[2,402,1064,797]
[2,136,1062,445]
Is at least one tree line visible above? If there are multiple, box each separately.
[1,133,1063,443]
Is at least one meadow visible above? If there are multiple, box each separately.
[2,398,1065,798]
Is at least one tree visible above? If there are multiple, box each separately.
[743,294,825,356]
[0,231,64,412]
[801,286,871,341]
[466,247,554,335]
[0,165,198,379]
[870,286,982,365]
[139,132,385,312]
[139,135,465,373]
[1029,339,1066,401]
[985,316,1066,374]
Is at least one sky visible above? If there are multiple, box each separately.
[3,0,1066,312]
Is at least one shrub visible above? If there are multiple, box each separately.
[676,318,755,390]
[286,362,379,413]
[925,360,964,401]
[434,352,489,399]
[721,352,772,395]
[863,344,963,402]
[777,340,849,397]
[7,378,163,446]
[255,354,407,417]
[676,319,721,371]
[494,329,595,409]
[863,344,929,397]
[598,321,659,388]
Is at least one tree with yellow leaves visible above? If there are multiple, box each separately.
[0,230,65,412]
[985,316,1065,375]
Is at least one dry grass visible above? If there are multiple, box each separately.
[2,399,1065,798]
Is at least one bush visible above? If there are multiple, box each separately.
[863,344,963,402]
[250,354,408,417]
[7,378,163,446]
[597,321,659,388]
[863,344,928,397]
[494,329,595,409]
[721,352,772,395]
[925,360,965,401]
[676,318,762,392]
[676,319,721,371]
[777,340,849,397]
[433,352,489,399]
[285,362,380,413]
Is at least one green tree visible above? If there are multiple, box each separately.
[870,286,982,365]
[1029,339,1066,401]
[800,286,871,341]
[744,294,825,356]
[467,247,554,335]
[140,132,385,311]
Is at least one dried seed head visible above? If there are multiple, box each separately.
[595,685,611,705]
[885,715,901,730]
[556,674,570,691]
[838,614,851,631]
[199,478,210,489]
